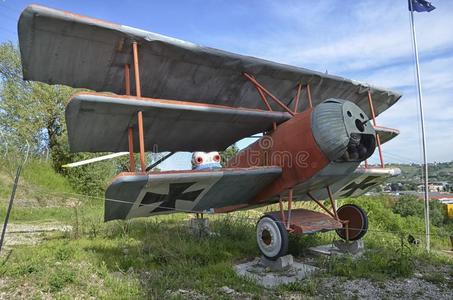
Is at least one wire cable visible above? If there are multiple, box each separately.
[6,181,452,239]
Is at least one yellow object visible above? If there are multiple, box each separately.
[447,204,453,219]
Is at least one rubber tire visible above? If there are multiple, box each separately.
[335,204,368,241]
[256,214,289,260]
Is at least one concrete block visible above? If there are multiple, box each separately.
[309,239,364,257]
[187,218,210,238]
[234,257,318,288]
[333,239,364,255]
[261,254,294,271]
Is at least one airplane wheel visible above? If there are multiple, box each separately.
[335,204,368,241]
[256,214,288,260]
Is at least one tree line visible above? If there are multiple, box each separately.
[0,42,124,196]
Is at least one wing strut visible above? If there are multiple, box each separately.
[292,83,302,113]
[123,41,147,173]
[124,64,136,172]
[133,41,147,172]
[366,90,385,168]
[145,152,174,172]
[243,73,315,117]
[242,72,295,116]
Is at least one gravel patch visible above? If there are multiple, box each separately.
[312,276,452,299]
[0,222,71,250]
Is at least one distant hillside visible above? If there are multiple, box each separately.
[368,161,453,191]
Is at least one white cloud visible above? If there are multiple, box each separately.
[260,1,453,164]
[161,0,453,168]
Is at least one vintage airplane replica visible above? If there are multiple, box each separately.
[18,5,401,260]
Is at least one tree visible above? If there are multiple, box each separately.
[393,195,423,217]
[0,42,117,196]
[0,42,73,157]
[220,144,239,167]
[393,194,446,227]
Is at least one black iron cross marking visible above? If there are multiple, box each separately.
[340,176,380,197]
[140,182,204,213]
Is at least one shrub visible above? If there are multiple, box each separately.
[393,194,446,226]
[393,195,423,217]
[48,268,76,292]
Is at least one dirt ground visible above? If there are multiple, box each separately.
[0,222,71,250]
[313,275,452,300]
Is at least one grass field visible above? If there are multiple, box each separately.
[0,159,452,298]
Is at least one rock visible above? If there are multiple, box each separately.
[167,288,208,299]
[220,286,235,294]
[333,239,364,255]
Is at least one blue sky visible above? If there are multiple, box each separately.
[1,0,452,170]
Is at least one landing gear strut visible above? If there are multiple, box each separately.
[255,186,369,260]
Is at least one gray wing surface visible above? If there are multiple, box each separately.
[19,5,401,116]
[104,167,282,221]
[333,167,401,198]
[294,167,401,201]
[66,93,290,152]
[374,126,399,144]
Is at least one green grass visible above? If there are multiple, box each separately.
[277,278,320,296]
[0,206,74,223]
[0,158,104,224]
[0,203,452,298]
[1,238,143,298]
[323,247,415,281]
[0,181,10,199]
[0,217,266,298]
[21,159,74,195]
[344,196,453,250]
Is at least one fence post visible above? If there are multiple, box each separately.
[0,142,30,253]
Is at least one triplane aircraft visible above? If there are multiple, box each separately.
[18,5,401,260]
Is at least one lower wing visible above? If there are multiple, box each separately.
[333,167,401,198]
[287,166,401,202]
[104,166,281,221]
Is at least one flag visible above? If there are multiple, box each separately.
[408,0,436,12]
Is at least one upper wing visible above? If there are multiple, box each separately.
[105,166,282,221]
[66,92,290,152]
[19,5,401,116]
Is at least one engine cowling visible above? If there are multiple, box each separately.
[226,99,376,202]
[311,99,376,162]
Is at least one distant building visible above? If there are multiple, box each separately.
[417,182,447,192]
[435,197,453,219]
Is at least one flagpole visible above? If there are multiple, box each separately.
[409,0,430,252]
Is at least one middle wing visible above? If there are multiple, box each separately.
[66,92,291,152]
